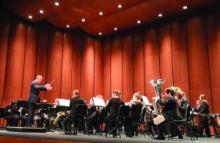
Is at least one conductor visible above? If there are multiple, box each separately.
[27,75,52,127]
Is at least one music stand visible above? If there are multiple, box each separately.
[17,100,29,109]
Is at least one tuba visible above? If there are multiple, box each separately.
[150,79,165,114]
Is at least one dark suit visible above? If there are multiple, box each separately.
[157,96,181,139]
[27,80,47,127]
[178,99,189,119]
[86,106,101,134]
[64,97,86,133]
[104,97,124,134]
[127,102,143,137]
[163,97,179,120]
[105,98,124,120]
[69,97,86,116]
[198,100,210,137]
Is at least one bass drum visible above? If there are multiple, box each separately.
[192,113,203,127]
[209,114,220,127]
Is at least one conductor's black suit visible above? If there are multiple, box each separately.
[27,80,47,127]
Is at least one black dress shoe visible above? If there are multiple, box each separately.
[126,133,134,137]
[178,134,183,139]
[155,136,165,140]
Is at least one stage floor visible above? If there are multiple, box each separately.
[0,129,219,143]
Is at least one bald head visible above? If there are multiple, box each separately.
[72,90,80,98]
[112,89,121,98]
[199,94,206,100]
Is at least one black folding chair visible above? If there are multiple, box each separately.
[116,105,130,137]
[138,107,147,136]
[172,104,197,141]
[129,103,143,136]
[64,104,87,135]
[73,104,88,134]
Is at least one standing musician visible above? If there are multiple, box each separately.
[104,90,124,136]
[196,94,211,137]
[27,75,52,127]
[155,88,182,140]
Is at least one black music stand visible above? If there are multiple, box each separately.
[17,100,29,109]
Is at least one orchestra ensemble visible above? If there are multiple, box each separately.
[1,75,220,140]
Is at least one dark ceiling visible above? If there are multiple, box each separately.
[2,0,219,36]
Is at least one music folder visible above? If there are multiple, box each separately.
[92,97,105,107]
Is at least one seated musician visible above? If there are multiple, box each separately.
[175,90,189,119]
[27,75,52,127]
[195,94,211,137]
[64,90,86,133]
[86,95,103,134]
[104,90,124,136]
[6,103,19,126]
[155,88,182,140]
[126,92,144,137]
[53,100,66,130]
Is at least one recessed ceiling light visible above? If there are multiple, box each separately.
[182,5,188,10]
[99,11,103,16]
[81,18,86,23]
[158,13,163,18]
[114,27,118,31]
[137,20,141,24]
[39,9,44,14]
[54,1,60,6]
[66,24,70,28]
[98,32,102,36]
[28,15,33,19]
[117,4,122,9]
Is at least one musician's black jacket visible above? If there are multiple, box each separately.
[198,100,209,114]
[162,96,179,120]
[105,97,124,120]
[69,97,86,117]
[177,99,189,118]
[28,80,47,104]
[130,102,143,120]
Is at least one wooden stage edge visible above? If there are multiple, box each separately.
[0,129,219,143]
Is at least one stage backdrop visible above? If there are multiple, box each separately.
[0,8,219,113]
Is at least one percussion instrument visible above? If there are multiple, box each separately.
[192,112,204,127]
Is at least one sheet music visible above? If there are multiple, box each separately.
[142,96,151,105]
[55,98,70,107]
[92,97,105,107]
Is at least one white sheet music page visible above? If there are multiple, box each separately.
[92,97,105,107]
[56,98,70,107]
[142,96,151,105]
